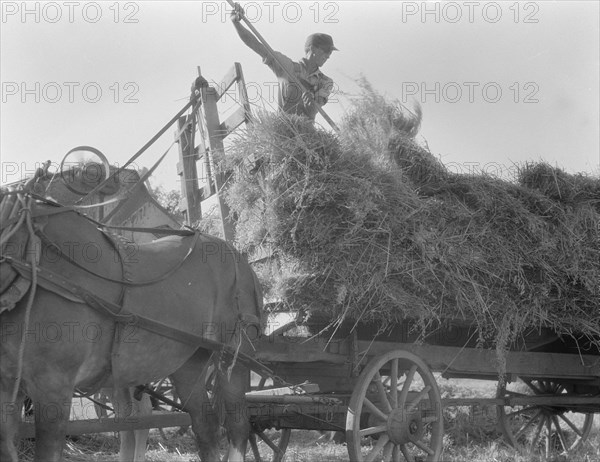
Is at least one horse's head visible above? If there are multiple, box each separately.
[13,161,121,206]
[57,161,120,196]
[32,146,120,201]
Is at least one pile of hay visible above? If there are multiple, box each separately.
[222,83,600,359]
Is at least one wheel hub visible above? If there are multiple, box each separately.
[386,407,424,444]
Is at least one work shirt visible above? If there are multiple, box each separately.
[263,51,334,120]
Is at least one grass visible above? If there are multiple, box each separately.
[18,421,600,462]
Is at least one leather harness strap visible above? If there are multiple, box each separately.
[3,196,199,286]
[3,255,276,379]
[2,190,279,382]
[2,193,196,237]
[35,228,202,287]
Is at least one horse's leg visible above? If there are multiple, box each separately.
[112,387,151,462]
[132,390,152,461]
[31,380,74,462]
[170,350,221,462]
[0,388,24,462]
[219,365,250,462]
[112,387,137,462]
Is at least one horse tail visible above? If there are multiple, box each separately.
[210,344,251,430]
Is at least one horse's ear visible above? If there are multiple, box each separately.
[99,165,120,195]
[23,164,50,193]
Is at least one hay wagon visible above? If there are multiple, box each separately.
[245,313,599,461]
[14,64,599,462]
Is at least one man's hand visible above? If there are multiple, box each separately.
[191,76,209,95]
[302,91,316,110]
[230,3,244,22]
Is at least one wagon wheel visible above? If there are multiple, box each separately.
[346,350,443,462]
[146,378,187,438]
[248,423,291,462]
[247,375,292,462]
[92,391,114,419]
[496,379,594,457]
[204,365,292,462]
[149,378,181,412]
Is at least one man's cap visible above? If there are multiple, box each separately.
[305,33,338,53]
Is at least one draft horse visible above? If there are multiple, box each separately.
[0,178,263,462]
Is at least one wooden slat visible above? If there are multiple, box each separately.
[17,403,348,438]
[216,64,239,101]
[442,395,600,408]
[18,412,192,439]
[256,335,599,383]
[255,336,351,363]
[199,85,235,242]
[247,383,320,397]
[246,394,338,405]
[235,62,252,118]
[261,361,356,393]
[176,115,201,225]
[219,106,247,138]
[253,408,347,432]
[357,341,600,382]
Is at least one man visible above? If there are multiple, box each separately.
[230,3,337,121]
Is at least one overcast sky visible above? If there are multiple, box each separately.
[1,1,599,191]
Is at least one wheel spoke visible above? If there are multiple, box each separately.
[400,444,415,462]
[531,415,546,449]
[375,372,393,413]
[360,425,388,437]
[364,397,389,422]
[504,390,529,398]
[514,408,543,441]
[383,441,394,462]
[523,379,544,395]
[540,380,551,393]
[248,433,263,462]
[256,430,282,453]
[365,435,390,462]
[406,385,431,412]
[393,445,402,462]
[398,365,417,406]
[553,383,565,394]
[390,359,399,408]
[411,438,435,456]
[558,413,583,437]
[552,415,569,453]
[545,417,552,459]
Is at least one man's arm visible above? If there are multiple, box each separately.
[302,75,333,119]
[231,4,268,60]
